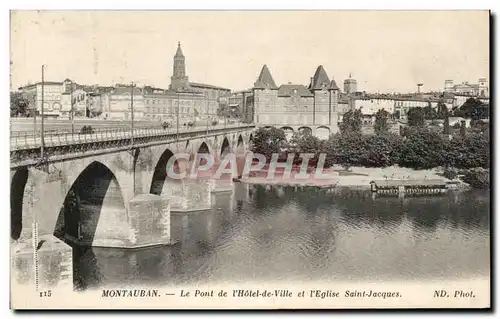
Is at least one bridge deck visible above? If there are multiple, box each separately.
[10,124,253,151]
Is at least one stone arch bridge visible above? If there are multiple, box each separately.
[10,124,255,290]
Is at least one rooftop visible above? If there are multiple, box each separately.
[309,65,331,90]
[189,82,231,91]
[254,65,278,90]
[18,81,63,89]
[277,84,313,97]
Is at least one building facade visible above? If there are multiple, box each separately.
[252,64,340,138]
[138,42,230,123]
[18,81,64,117]
[444,78,489,97]
[17,42,231,123]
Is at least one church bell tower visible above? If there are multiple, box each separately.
[170,42,190,91]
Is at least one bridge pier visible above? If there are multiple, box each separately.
[124,194,171,247]
[11,235,73,293]
[166,179,212,213]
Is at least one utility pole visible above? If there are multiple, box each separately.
[224,102,227,130]
[130,81,135,147]
[71,83,75,134]
[205,93,209,135]
[242,92,247,123]
[176,91,180,140]
[40,65,45,159]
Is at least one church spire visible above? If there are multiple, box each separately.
[175,41,184,58]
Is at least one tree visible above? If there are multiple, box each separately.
[326,132,367,170]
[288,131,323,166]
[360,133,403,167]
[339,109,362,134]
[374,109,389,135]
[10,92,29,117]
[397,129,447,169]
[437,102,450,134]
[443,133,489,169]
[423,104,438,123]
[251,127,287,162]
[393,110,401,120]
[407,107,425,127]
[454,98,488,120]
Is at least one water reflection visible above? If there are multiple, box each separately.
[73,184,490,289]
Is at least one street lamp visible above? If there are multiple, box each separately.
[40,65,46,159]
[130,81,136,147]
[70,83,75,134]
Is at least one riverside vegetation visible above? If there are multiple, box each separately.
[251,107,490,189]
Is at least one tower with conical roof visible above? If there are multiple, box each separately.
[309,65,339,126]
[170,42,190,92]
[253,64,278,124]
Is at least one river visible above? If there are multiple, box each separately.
[72,185,490,290]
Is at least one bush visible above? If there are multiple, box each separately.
[360,133,403,167]
[397,129,447,169]
[461,168,490,189]
[443,133,490,169]
[251,126,490,172]
[442,168,459,180]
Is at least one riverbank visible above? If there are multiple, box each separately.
[240,165,469,189]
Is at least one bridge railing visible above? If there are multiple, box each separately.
[10,122,253,151]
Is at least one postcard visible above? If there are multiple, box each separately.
[9,10,490,309]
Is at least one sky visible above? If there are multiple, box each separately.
[10,10,490,93]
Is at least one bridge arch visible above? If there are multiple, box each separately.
[11,167,29,240]
[53,161,127,244]
[220,136,231,157]
[316,126,331,140]
[298,126,312,135]
[248,133,254,150]
[192,139,213,158]
[236,134,245,152]
[150,148,175,195]
[198,141,211,155]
